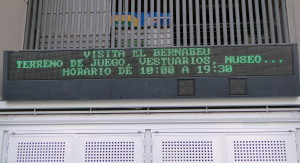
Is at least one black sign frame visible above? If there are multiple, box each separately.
[3,44,300,101]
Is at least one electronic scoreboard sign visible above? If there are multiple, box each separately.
[3,44,299,100]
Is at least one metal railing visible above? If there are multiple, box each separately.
[24,0,290,50]
[1,105,300,115]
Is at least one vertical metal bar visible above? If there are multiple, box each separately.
[254,0,262,44]
[235,0,241,45]
[176,0,181,46]
[130,0,136,47]
[144,129,152,163]
[105,0,111,48]
[182,0,187,46]
[229,0,234,45]
[241,0,248,44]
[41,0,49,49]
[261,0,269,44]
[57,0,63,49]
[188,0,194,46]
[54,0,61,49]
[92,0,97,48]
[29,0,38,49]
[24,0,33,49]
[209,0,214,45]
[222,0,227,45]
[137,0,142,47]
[248,0,255,44]
[195,0,201,45]
[169,0,174,46]
[202,0,207,45]
[57,0,64,48]
[157,0,161,46]
[67,0,73,48]
[163,0,168,46]
[215,0,221,45]
[47,0,55,49]
[144,0,148,47]
[111,0,117,48]
[86,0,91,48]
[73,0,79,48]
[79,0,86,48]
[83,0,88,48]
[35,0,44,49]
[60,0,67,49]
[117,0,123,47]
[268,0,275,43]
[274,0,282,43]
[99,0,104,48]
[150,0,154,46]
[124,0,129,47]
[0,131,9,163]
[281,0,289,43]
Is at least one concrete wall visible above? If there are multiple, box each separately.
[0,0,27,98]
[289,0,300,44]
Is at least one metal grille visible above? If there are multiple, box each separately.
[152,133,222,163]
[7,135,73,163]
[16,142,66,162]
[85,141,135,162]
[77,134,144,163]
[226,133,297,163]
[161,141,214,162]
[24,0,290,50]
[233,140,287,162]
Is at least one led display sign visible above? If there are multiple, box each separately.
[3,44,299,100]
[8,46,293,80]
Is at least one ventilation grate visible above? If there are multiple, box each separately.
[7,135,73,163]
[153,134,221,163]
[162,141,214,162]
[77,134,144,163]
[16,142,66,162]
[85,141,135,162]
[233,140,287,162]
[226,133,297,163]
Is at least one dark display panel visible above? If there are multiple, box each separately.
[8,46,293,80]
[3,44,299,101]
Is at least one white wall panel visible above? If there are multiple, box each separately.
[6,133,145,163]
[5,131,298,163]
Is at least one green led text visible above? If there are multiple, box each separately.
[17,60,63,68]
[225,55,262,64]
